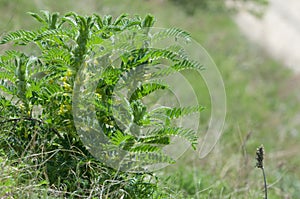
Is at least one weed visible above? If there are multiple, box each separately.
[256,145,268,199]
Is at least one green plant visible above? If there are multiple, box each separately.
[0,10,203,197]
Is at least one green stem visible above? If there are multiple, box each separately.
[261,167,268,199]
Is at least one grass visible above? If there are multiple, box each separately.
[1,0,300,198]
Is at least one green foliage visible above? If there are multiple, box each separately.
[0,10,203,197]
[169,0,225,15]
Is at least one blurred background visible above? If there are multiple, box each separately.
[234,0,300,73]
[1,0,299,198]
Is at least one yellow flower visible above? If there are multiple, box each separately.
[66,69,73,77]
[61,76,67,82]
[95,93,102,99]
[58,106,64,115]
[63,82,72,91]
[19,103,25,110]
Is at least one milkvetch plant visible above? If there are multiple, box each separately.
[0,10,204,197]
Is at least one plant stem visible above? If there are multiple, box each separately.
[261,167,268,199]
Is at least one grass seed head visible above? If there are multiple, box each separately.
[256,145,264,169]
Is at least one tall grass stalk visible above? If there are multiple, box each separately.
[256,145,267,199]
